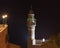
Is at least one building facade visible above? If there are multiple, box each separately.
[0,25,8,48]
[0,24,20,48]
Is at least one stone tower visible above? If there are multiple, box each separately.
[27,6,36,48]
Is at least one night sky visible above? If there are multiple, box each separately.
[0,0,60,48]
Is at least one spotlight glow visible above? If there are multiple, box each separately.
[42,38,45,42]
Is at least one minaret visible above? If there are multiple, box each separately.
[27,6,36,48]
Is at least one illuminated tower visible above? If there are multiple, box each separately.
[27,6,36,48]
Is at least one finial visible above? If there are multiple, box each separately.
[30,5,32,10]
[28,5,34,14]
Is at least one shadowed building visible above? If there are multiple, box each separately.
[7,43,21,48]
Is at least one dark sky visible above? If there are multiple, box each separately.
[0,0,60,48]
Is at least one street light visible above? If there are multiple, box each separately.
[4,14,8,24]
[42,38,45,42]
[2,14,8,26]
[4,14,8,18]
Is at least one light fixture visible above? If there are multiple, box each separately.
[42,38,45,42]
